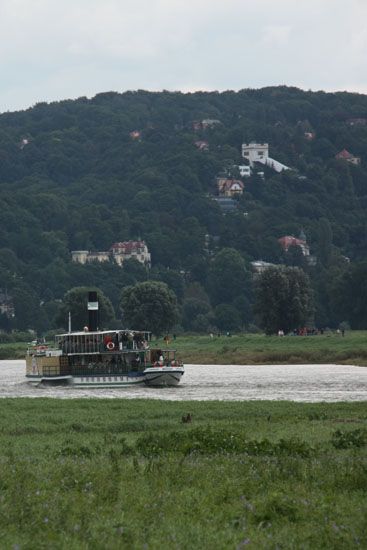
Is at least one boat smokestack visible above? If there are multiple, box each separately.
[88,291,99,331]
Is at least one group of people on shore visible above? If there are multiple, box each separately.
[278,327,345,337]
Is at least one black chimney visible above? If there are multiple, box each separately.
[88,291,99,331]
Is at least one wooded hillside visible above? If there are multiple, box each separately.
[1,86,367,332]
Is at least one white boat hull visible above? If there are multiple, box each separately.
[26,373,145,387]
[143,367,184,386]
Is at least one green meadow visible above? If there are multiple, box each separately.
[3,331,367,365]
[153,331,367,366]
[0,398,366,549]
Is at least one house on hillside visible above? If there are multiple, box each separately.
[335,149,361,165]
[195,140,209,151]
[201,119,221,129]
[241,143,291,173]
[71,241,151,268]
[242,143,269,166]
[192,119,221,131]
[216,177,244,197]
[278,235,310,257]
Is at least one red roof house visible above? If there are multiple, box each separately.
[335,149,361,165]
[217,178,244,197]
[278,236,310,256]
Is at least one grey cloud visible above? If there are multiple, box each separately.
[0,0,366,112]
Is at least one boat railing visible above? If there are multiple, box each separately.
[60,341,146,354]
[70,364,145,376]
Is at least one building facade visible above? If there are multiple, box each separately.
[216,177,244,197]
[335,149,361,165]
[242,143,269,167]
[71,241,151,268]
[242,142,291,173]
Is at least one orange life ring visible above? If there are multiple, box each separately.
[107,341,115,351]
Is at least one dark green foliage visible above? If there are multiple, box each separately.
[1,87,367,331]
[206,248,250,306]
[214,303,242,332]
[136,427,314,457]
[119,281,179,335]
[330,262,367,329]
[331,428,367,449]
[254,266,314,334]
[182,298,212,331]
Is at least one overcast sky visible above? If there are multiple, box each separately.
[0,0,366,113]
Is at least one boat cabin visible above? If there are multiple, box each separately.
[56,329,150,354]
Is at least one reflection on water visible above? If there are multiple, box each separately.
[1,360,367,401]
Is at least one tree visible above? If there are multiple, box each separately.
[214,304,242,332]
[150,267,185,300]
[122,258,148,283]
[12,284,41,332]
[254,266,314,335]
[119,281,178,336]
[206,248,250,306]
[56,287,116,331]
[329,262,367,329]
[182,298,212,331]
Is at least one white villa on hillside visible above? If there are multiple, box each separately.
[71,241,151,268]
[241,143,290,173]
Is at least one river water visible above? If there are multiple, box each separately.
[2,360,367,401]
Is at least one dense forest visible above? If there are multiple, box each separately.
[1,86,367,334]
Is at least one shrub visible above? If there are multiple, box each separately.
[331,429,367,449]
[135,427,314,458]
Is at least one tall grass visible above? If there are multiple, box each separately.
[0,398,366,548]
[153,331,367,365]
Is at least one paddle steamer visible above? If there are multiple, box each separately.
[26,292,184,387]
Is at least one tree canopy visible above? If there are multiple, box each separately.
[119,281,179,336]
[254,266,314,335]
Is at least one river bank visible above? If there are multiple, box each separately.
[0,398,365,548]
[156,331,367,366]
[3,331,367,365]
